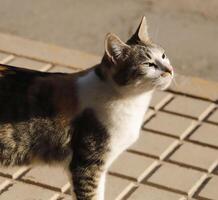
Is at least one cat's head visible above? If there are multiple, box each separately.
[100,17,174,94]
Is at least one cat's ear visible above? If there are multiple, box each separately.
[127,16,149,44]
[105,33,130,64]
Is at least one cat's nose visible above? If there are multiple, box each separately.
[156,59,173,75]
[162,65,173,75]
[163,65,173,75]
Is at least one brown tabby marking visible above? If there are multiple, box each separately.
[0,16,173,200]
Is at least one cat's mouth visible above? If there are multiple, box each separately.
[155,69,174,90]
[161,71,173,77]
[160,66,174,78]
[158,63,173,77]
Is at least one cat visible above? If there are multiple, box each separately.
[0,16,173,200]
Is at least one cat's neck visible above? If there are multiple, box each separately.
[78,64,154,99]
[77,67,153,110]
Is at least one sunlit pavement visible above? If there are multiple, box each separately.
[0,33,217,200]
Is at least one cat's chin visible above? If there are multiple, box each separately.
[158,82,171,90]
[154,76,173,90]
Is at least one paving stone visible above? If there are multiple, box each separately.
[8,57,50,71]
[163,96,212,119]
[105,174,133,200]
[0,182,59,200]
[184,198,197,200]
[109,152,158,182]
[21,166,70,192]
[150,91,173,110]
[128,184,185,200]
[0,55,15,64]
[0,29,218,200]
[169,74,218,104]
[169,142,218,171]
[129,130,179,160]
[54,194,72,200]
[145,112,197,139]
[0,52,12,63]
[61,195,73,200]
[198,176,218,200]
[189,123,218,148]
[148,163,206,195]
[0,32,100,69]
[0,176,11,192]
[207,108,218,124]
[143,108,155,124]
[0,166,29,179]
[49,65,77,73]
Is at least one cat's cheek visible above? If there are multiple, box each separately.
[158,77,173,90]
[146,68,158,78]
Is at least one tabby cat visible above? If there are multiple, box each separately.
[0,17,173,199]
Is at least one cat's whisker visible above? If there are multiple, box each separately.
[169,73,178,89]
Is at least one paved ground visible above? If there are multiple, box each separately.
[0,0,218,81]
[0,33,217,200]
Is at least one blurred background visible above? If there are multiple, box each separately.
[0,0,217,81]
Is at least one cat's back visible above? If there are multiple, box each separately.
[0,64,82,166]
[0,64,80,123]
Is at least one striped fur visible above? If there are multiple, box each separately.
[0,17,173,199]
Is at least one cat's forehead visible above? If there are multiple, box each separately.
[130,43,165,60]
[148,45,165,55]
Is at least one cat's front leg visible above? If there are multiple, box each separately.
[69,164,106,200]
[69,108,110,200]
[96,172,106,200]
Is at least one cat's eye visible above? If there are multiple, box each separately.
[148,63,158,69]
[143,62,158,69]
[162,53,166,59]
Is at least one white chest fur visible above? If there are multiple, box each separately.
[104,93,152,167]
[77,71,153,168]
